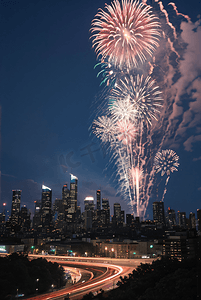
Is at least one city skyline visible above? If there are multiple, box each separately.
[0,0,200,219]
[1,180,200,222]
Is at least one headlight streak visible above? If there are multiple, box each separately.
[67,264,123,295]
[27,255,125,300]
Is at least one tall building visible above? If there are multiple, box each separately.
[96,190,101,211]
[153,201,165,226]
[114,203,121,220]
[41,185,52,232]
[121,210,125,224]
[84,197,95,230]
[53,198,65,231]
[53,199,64,221]
[11,190,21,227]
[20,206,30,232]
[0,204,6,234]
[126,214,134,225]
[178,211,186,228]
[84,197,95,211]
[197,209,201,231]
[166,207,176,228]
[62,184,70,219]
[101,198,110,225]
[113,203,124,225]
[189,212,196,229]
[33,200,42,230]
[69,174,78,214]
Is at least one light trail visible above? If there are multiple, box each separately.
[26,255,129,300]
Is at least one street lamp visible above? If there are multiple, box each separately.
[51,284,54,292]
[105,247,107,257]
[111,248,114,258]
[36,278,39,293]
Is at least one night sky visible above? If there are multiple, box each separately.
[0,0,200,219]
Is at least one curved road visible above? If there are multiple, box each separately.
[27,255,154,300]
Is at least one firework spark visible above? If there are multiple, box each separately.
[92,116,116,143]
[116,120,137,145]
[109,94,137,122]
[91,0,161,69]
[154,149,179,177]
[109,74,163,125]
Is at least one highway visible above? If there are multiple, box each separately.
[26,255,154,300]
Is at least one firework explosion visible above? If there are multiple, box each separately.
[90,0,186,218]
[154,149,179,201]
[154,149,179,177]
[91,0,161,69]
[108,74,163,125]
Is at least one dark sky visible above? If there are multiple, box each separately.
[0,0,200,219]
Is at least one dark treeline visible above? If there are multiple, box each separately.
[83,257,201,300]
[0,253,66,300]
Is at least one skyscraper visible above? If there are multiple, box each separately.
[53,198,65,231]
[11,190,21,227]
[197,209,201,231]
[178,211,186,228]
[69,174,78,214]
[41,185,52,232]
[113,203,124,226]
[153,201,165,225]
[84,197,95,230]
[62,184,70,219]
[20,206,30,232]
[101,198,110,225]
[114,203,121,221]
[84,197,95,212]
[126,214,134,225]
[189,212,196,229]
[166,207,176,228]
[33,200,42,230]
[53,199,64,221]
[96,190,101,211]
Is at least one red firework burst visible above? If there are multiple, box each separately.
[116,120,137,145]
[91,0,161,69]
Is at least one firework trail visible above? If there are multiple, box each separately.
[154,149,179,201]
[90,0,193,218]
[94,61,126,87]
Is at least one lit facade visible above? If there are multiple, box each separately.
[11,190,21,227]
[41,185,52,232]
[166,207,176,228]
[96,190,101,211]
[84,197,95,230]
[101,198,110,225]
[69,174,78,214]
[178,211,186,228]
[62,184,70,219]
[153,201,165,226]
